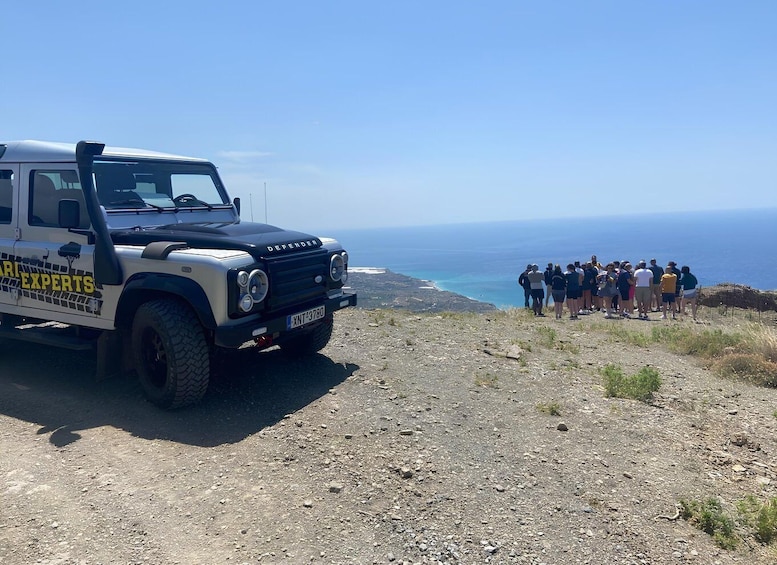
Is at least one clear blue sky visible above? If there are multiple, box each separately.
[5,1,775,232]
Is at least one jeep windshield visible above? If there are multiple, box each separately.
[93,160,229,211]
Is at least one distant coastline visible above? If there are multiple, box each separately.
[345,268,497,313]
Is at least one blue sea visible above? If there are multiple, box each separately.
[333,209,777,309]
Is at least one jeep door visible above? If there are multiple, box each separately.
[14,164,99,324]
[0,163,19,307]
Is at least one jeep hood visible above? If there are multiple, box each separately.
[110,221,322,260]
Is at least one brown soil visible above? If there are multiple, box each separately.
[2,283,777,564]
[699,283,777,314]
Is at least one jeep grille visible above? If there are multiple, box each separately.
[264,248,330,312]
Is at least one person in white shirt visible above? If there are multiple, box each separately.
[633,260,654,320]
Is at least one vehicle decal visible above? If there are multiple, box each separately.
[0,248,102,315]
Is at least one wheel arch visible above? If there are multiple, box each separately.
[115,273,217,331]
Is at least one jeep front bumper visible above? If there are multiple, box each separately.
[213,292,357,348]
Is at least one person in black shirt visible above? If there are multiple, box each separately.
[543,263,554,308]
[648,259,664,311]
[550,264,567,319]
[518,264,532,309]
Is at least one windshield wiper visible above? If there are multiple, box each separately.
[106,198,168,212]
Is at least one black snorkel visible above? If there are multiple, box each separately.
[76,140,123,285]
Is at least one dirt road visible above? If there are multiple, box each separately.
[2,307,776,564]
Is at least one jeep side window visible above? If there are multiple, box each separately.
[0,171,12,224]
[29,170,89,228]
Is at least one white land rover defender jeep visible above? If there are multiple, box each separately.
[0,140,356,408]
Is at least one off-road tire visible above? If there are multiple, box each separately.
[131,298,209,409]
[281,315,334,358]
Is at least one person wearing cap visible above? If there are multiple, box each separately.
[648,259,664,311]
[633,260,654,320]
[518,264,532,309]
[659,264,678,320]
[527,264,546,316]
[668,261,682,315]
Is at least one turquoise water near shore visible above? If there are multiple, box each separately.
[334,209,777,309]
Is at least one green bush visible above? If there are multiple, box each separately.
[680,497,738,549]
[536,401,562,416]
[535,326,557,348]
[737,495,777,544]
[651,326,742,358]
[602,364,661,402]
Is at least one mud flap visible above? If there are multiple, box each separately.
[96,329,133,381]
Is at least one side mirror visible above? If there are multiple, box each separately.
[59,199,81,229]
[233,196,241,215]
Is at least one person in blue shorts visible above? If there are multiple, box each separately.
[660,265,678,320]
[564,263,582,319]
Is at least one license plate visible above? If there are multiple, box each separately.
[287,305,325,329]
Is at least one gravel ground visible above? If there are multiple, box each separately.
[2,299,777,564]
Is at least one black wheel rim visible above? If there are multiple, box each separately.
[140,327,168,389]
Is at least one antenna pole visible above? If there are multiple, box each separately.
[249,193,254,221]
[264,182,268,223]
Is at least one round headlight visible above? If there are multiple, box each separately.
[330,254,345,282]
[239,293,254,312]
[248,269,269,302]
[237,270,249,287]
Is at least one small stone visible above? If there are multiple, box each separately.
[731,433,748,446]
[495,484,505,492]
[732,464,746,473]
[399,429,414,436]
[623,472,633,479]
[728,409,738,415]
[400,467,413,479]
[303,499,313,507]
[328,483,344,493]
[557,422,569,432]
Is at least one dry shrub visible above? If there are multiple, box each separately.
[745,324,777,363]
[712,353,777,388]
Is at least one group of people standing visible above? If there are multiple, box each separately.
[518,256,700,321]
